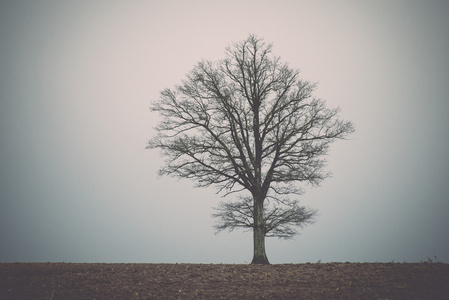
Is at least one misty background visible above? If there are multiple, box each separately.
[1,0,448,263]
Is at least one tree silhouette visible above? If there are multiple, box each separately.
[147,35,354,264]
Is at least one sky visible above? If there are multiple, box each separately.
[1,0,448,264]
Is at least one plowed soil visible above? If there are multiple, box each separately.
[1,262,448,299]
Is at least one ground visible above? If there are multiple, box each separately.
[1,262,448,299]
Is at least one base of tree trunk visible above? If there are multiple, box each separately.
[251,255,270,264]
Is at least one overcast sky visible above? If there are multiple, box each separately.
[1,0,448,264]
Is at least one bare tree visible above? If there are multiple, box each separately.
[147,35,354,264]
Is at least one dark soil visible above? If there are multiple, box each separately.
[1,262,448,299]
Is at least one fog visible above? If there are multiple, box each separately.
[1,0,448,263]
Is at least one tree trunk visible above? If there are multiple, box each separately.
[251,196,269,264]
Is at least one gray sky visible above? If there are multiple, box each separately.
[1,0,448,263]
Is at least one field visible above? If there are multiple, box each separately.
[1,262,448,299]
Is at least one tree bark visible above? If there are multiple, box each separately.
[251,195,269,264]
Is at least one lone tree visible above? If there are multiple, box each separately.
[148,35,354,264]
